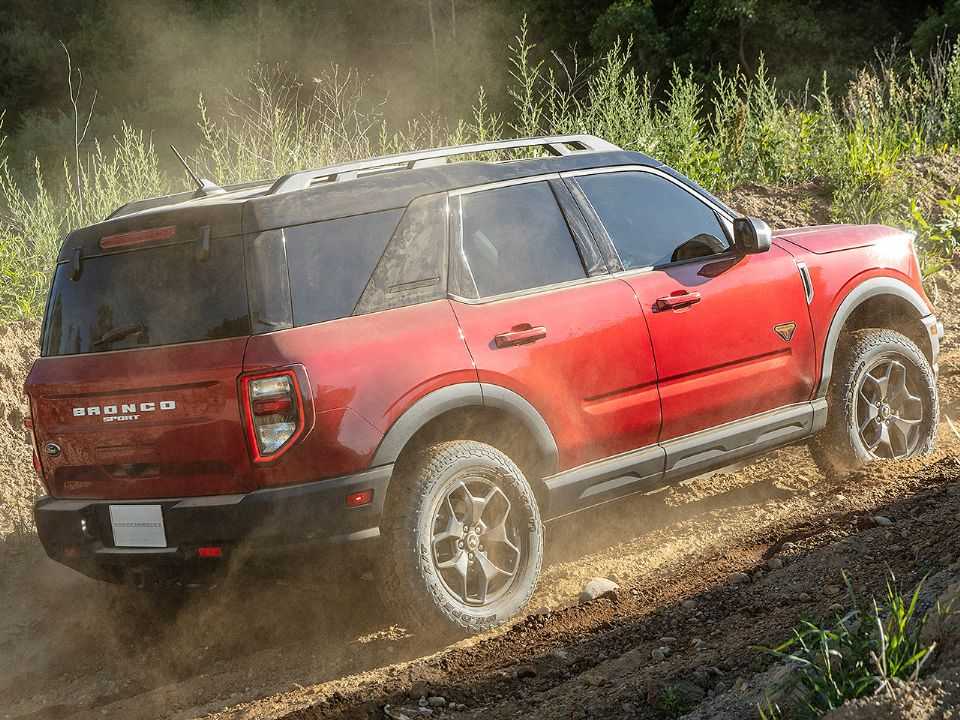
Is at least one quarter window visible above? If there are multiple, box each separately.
[457,182,586,298]
[285,209,402,326]
[575,171,729,269]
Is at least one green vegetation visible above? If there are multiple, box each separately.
[2,21,960,322]
[759,577,937,719]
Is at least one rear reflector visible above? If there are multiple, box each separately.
[252,397,293,416]
[197,546,223,558]
[346,489,374,508]
[100,226,176,250]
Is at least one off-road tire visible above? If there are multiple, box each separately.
[379,440,543,634]
[810,329,938,478]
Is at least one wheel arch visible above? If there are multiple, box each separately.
[371,383,560,495]
[817,277,935,399]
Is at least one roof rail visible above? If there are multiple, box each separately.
[266,134,621,195]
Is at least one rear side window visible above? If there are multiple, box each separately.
[42,237,249,356]
[456,182,586,298]
[285,209,402,326]
[575,171,730,269]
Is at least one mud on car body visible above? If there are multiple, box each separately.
[25,135,943,631]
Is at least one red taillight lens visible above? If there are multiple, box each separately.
[100,225,176,250]
[252,397,293,416]
[241,369,306,462]
[197,546,223,558]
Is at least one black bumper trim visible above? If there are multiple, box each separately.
[34,464,393,574]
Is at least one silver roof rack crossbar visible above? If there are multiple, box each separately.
[266,134,621,195]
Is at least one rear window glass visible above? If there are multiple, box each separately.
[285,209,402,326]
[42,237,250,357]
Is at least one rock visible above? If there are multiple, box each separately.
[824,584,842,597]
[651,647,669,662]
[427,697,446,707]
[729,572,751,585]
[872,515,894,526]
[798,592,812,602]
[767,557,784,570]
[669,679,706,706]
[660,636,678,643]
[549,648,570,661]
[579,577,620,602]
[682,599,699,610]
[514,665,537,679]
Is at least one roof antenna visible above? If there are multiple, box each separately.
[170,144,225,197]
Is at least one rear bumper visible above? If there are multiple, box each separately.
[34,464,392,581]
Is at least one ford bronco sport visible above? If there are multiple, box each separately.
[26,134,942,631]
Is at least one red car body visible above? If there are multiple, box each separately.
[25,136,942,585]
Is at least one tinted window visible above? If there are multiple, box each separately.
[458,182,585,297]
[285,209,402,326]
[42,237,250,357]
[576,172,729,269]
[354,194,447,315]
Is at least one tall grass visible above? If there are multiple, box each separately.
[3,22,960,322]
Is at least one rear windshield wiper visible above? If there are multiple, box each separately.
[93,323,146,347]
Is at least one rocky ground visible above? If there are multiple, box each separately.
[1,175,959,720]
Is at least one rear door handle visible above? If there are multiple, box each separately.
[654,291,702,312]
[494,324,547,348]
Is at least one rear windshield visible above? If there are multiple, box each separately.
[42,237,250,356]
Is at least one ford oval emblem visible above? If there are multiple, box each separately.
[44,442,61,457]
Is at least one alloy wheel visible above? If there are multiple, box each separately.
[430,472,523,607]
[855,356,924,459]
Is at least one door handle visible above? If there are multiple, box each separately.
[494,324,547,348]
[654,291,702,312]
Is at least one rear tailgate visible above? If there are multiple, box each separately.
[28,339,253,499]
[26,209,255,500]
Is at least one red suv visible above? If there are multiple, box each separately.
[26,135,942,631]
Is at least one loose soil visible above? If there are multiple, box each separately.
[1,177,959,720]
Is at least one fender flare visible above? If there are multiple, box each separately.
[371,382,560,472]
[816,276,932,399]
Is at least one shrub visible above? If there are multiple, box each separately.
[761,577,936,718]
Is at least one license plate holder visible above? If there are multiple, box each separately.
[109,504,167,548]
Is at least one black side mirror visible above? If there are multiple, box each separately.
[733,217,772,254]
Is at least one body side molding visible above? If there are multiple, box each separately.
[543,399,827,521]
[662,400,827,480]
[370,382,560,472]
[816,277,933,399]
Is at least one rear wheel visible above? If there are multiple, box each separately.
[810,329,938,477]
[379,440,543,634]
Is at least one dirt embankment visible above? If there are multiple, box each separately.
[0,320,41,540]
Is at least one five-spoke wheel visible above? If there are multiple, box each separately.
[855,357,925,459]
[810,328,938,477]
[380,440,543,633]
[431,475,523,607]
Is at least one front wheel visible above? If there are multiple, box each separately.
[379,440,543,634]
[810,328,938,477]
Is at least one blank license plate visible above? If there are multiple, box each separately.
[109,505,167,548]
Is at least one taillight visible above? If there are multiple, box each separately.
[240,369,308,462]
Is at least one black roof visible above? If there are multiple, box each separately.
[56,146,732,263]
